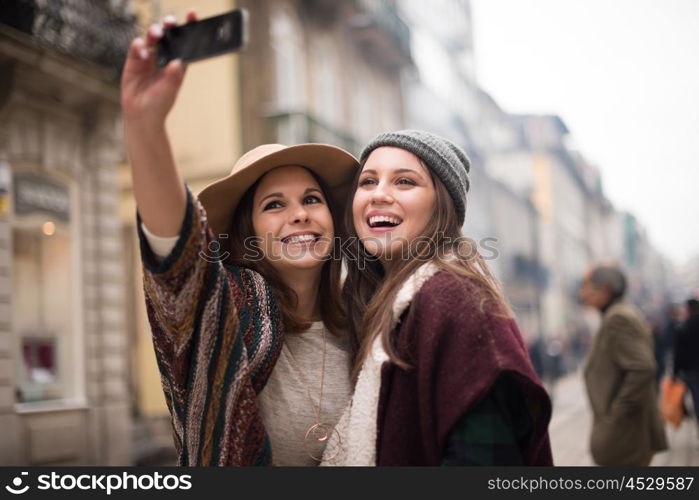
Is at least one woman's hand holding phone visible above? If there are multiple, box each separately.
[120,11,199,239]
[120,10,198,126]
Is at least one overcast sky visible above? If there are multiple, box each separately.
[470,0,699,265]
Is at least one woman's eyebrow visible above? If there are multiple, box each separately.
[394,168,421,176]
[304,187,323,196]
[258,192,283,207]
[360,168,422,176]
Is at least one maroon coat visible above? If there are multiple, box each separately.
[375,272,553,465]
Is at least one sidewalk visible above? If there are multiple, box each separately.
[547,372,699,466]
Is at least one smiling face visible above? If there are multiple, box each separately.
[252,165,334,274]
[352,147,436,267]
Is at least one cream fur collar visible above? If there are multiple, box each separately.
[320,262,441,466]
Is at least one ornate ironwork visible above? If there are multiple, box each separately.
[0,0,139,79]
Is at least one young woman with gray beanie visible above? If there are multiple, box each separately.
[320,130,553,465]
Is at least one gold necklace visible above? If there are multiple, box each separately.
[284,324,342,462]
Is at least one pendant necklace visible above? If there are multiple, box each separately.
[284,325,342,462]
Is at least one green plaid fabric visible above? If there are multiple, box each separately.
[442,375,533,465]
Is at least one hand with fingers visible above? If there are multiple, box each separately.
[121,10,198,125]
[120,10,198,239]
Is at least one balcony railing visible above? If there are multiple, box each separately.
[0,0,138,79]
[266,110,360,156]
[349,0,412,67]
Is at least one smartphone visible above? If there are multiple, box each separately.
[156,9,248,68]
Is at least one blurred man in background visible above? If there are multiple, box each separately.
[580,265,667,466]
[658,303,686,385]
[673,298,699,435]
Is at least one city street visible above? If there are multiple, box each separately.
[549,372,699,466]
[1,0,697,467]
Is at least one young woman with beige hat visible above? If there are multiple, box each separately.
[121,11,358,466]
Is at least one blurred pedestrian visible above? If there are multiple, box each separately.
[579,265,667,466]
[528,336,546,380]
[673,298,699,433]
[651,322,665,387]
[659,304,686,384]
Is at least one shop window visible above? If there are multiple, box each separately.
[11,172,79,404]
[22,337,57,384]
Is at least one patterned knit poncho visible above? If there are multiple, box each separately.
[137,187,284,465]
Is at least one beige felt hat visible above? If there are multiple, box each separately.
[198,143,359,237]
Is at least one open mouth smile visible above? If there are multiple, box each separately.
[367,215,403,231]
[281,232,321,244]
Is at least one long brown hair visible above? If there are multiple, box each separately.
[344,161,512,382]
[225,167,346,336]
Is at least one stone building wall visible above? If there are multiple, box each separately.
[0,26,132,465]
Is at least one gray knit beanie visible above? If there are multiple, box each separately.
[359,130,471,225]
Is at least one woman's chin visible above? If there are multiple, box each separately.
[361,242,404,264]
[275,254,330,273]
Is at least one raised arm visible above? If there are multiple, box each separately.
[122,15,285,465]
[120,11,198,236]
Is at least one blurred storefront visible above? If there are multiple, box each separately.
[0,0,136,465]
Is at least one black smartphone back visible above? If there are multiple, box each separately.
[157,9,247,67]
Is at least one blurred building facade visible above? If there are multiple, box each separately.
[518,115,591,350]
[670,254,699,303]
[0,0,136,465]
[237,0,411,155]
